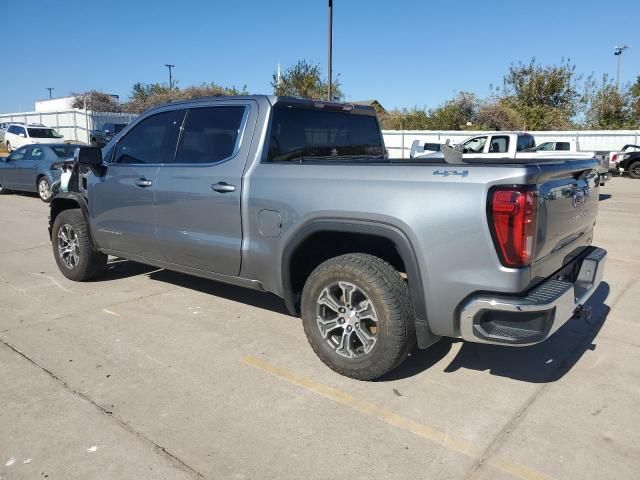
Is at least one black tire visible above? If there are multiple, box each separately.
[52,209,107,281]
[301,253,416,380]
[0,182,8,194]
[37,176,52,203]
[628,161,640,179]
[6,141,12,153]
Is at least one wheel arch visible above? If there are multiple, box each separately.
[281,219,438,349]
[49,193,97,248]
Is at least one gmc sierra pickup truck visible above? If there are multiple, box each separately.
[48,95,607,380]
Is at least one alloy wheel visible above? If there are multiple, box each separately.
[57,224,80,270]
[316,281,379,358]
[38,178,51,201]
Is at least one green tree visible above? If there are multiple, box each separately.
[498,58,580,130]
[582,75,633,129]
[71,90,120,112]
[122,82,247,114]
[476,99,524,130]
[272,59,343,101]
[426,92,479,130]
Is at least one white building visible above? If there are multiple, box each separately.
[35,94,120,113]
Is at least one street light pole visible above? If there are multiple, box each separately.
[614,45,630,91]
[328,0,333,101]
[46,87,54,99]
[165,64,175,90]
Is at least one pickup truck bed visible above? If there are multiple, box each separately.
[48,95,607,380]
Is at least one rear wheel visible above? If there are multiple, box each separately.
[628,161,640,179]
[37,176,52,202]
[301,253,416,380]
[52,209,107,281]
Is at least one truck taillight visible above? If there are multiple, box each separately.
[611,154,618,163]
[488,187,537,268]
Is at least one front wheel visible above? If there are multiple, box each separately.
[6,141,12,152]
[301,253,416,380]
[37,177,52,202]
[628,161,640,179]
[52,209,107,281]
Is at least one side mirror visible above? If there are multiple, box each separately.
[75,146,103,166]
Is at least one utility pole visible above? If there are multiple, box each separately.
[327,0,333,101]
[614,45,630,91]
[165,64,175,90]
[46,87,54,99]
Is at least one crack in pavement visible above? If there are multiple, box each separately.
[0,338,208,480]
[465,284,624,480]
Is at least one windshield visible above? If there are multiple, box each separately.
[267,106,384,162]
[51,145,78,158]
[28,128,62,138]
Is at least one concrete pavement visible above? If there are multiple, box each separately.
[1,178,639,480]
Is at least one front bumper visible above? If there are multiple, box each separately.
[459,247,607,346]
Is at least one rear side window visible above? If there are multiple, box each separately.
[113,109,185,165]
[52,145,78,158]
[27,128,60,138]
[517,135,535,152]
[173,106,246,164]
[489,136,509,153]
[556,142,570,151]
[424,143,441,151]
[266,107,384,162]
[30,147,45,160]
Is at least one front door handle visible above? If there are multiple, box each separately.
[135,178,153,188]
[212,182,236,193]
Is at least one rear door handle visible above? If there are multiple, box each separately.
[212,182,236,193]
[135,178,153,188]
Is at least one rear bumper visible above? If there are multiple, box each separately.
[459,247,606,346]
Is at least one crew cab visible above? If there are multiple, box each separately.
[48,96,607,380]
[609,144,640,179]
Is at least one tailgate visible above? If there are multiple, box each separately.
[532,159,600,281]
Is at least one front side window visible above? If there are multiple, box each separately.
[8,147,28,161]
[488,136,509,153]
[113,109,185,165]
[537,142,553,151]
[267,106,384,162]
[463,136,487,154]
[173,106,246,164]
[8,125,25,136]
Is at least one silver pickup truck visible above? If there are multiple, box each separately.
[48,95,607,380]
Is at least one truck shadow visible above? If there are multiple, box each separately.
[381,282,610,383]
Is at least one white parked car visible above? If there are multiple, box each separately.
[4,123,65,152]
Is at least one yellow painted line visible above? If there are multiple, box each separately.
[102,309,122,317]
[242,355,554,480]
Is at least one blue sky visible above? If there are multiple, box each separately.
[2,0,638,113]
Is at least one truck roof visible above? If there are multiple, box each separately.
[143,95,378,117]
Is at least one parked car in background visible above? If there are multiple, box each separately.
[609,144,640,179]
[535,140,608,184]
[0,122,11,145]
[409,140,442,158]
[0,144,79,201]
[4,124,65,152]
[90,123,127,148]
[415,132,596,161]
[47,96,606,380]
